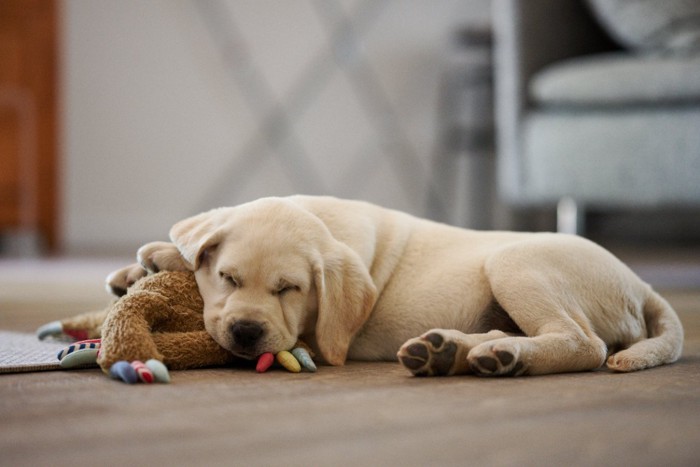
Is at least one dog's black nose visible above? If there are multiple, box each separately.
[231,320,264,348]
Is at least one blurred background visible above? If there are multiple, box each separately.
[1,0,699,292]
[1,0,491,257]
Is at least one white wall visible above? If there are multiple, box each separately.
[61,0,491,254]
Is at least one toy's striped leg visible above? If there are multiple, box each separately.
[56,339,101,368]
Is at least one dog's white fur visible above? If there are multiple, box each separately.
[108,196,683,376]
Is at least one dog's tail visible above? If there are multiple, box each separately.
[607,290,684,372]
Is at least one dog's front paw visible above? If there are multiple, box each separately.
[467,342,526,377]
[397,330,471,376]
[105,263,147,296]
[137,241,190,273]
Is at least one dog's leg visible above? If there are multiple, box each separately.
[105,242,190,296]
[466,331,606,377]
[469,251,609,377]
[105,263,148,296]
[137,241,191,273]
[398,329,510,376]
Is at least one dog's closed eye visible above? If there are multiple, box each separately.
[219,271,241,289]
[274,281,300,296]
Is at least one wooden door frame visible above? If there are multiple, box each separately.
[0,0,60,253]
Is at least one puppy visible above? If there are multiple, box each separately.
[107,196,683,376]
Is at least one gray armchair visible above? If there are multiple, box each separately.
[493,0,700,234]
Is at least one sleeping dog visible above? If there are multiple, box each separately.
[107,196,683,376]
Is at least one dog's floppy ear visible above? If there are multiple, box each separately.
[313,243,377,366]
[169,208,227,270]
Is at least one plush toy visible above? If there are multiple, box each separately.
[37,270,316,383]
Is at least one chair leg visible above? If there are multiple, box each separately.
[557,197,585,235]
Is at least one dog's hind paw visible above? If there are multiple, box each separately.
[397,330,471,376]
[467,342,527,377]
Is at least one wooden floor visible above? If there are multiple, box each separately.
[1,254,699,466]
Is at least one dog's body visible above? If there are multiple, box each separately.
[108,196,683,376]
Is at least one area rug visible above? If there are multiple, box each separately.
[0,330,68,373]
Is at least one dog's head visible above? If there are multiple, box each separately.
[169,198,377,365]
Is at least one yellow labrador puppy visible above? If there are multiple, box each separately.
[108,196,683,376]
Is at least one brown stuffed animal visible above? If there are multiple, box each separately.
[39,270,237,371]
[38,270,316,382]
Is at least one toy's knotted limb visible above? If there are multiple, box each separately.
[150,331,237,370]
[96,291,170,371]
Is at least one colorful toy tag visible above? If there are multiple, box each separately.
[291,347,317,372]
[145,359,170,383]
[256,352,275,373]
[110,361,138,384]
[276,350,301,373]
[37,321,64,341]
[255,345,316,373]
[131,360,154,384]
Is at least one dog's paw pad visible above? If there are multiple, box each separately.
[398,332,461,377]
[400,343,430,371]
[468,345,526,377]
[495,350,514,366]
[475,355,498,373]
[424,332,444,348]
